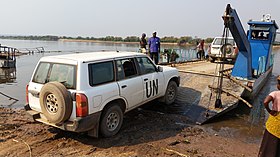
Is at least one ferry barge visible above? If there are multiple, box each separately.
[173,4,278,124]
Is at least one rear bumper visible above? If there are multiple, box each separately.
[24,104,101,133]
[209,54,236,59]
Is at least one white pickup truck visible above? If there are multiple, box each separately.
[25,51,180,137]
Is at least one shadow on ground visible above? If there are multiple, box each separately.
[45,86,203,148]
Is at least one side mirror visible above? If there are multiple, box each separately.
[157,66,163,72]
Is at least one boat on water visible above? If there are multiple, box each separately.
[172,4,278,124]
[223,4,278,99]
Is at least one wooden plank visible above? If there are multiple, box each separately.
[208,85,252,108]
[223,73,253,92]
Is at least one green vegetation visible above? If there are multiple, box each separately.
[0,35,214,45]
[2,34,279,46]
[0,35,59,41]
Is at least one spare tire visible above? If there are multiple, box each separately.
[40,82,73,124]
[220,44,234,56]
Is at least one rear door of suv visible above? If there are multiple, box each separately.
[86,60,120,113]
[28,61,77,112]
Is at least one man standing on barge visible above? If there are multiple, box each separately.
[140,33,147,54]
[148,31,160,64]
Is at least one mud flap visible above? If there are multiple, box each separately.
[87,122,99,138]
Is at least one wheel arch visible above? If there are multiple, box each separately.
[169,76,180,87]
[102,98,127,113]
[88,98,127,138]
[159,77,179,105]
[98,98,126,137]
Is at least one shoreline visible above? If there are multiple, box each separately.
[59,39,280,49]
[0,38,279,50]
[58,39,193,46]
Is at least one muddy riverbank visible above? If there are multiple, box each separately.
[0,61,265,157]
[1,40,277,156]
[0,106,259,157]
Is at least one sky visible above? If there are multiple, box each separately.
[0,0,279,39]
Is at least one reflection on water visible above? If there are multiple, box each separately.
[0,68,16,84]
[249,76,275,125]
[0,67,18,106]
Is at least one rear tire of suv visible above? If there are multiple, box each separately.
[163,81,178,105]
[100,104,123,137]
[40,82,73,124]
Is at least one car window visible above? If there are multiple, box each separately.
[33,62,50,84]
[48,64,76,89]
[88,61,114,86]
[116,58,137,79]
[213,38,235,46]
[136,57,156,74]
[116,60,125,80]
[251,30,269,40]
[32,62,76,89]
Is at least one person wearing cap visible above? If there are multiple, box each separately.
[139,33,147,54]
[148,32,160,64]
[258,76,280,157]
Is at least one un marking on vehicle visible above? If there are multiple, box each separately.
[145,79,158,98]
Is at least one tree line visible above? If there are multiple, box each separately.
[1,35,279,45]
[0,35,214,45]
[0,35,60,41]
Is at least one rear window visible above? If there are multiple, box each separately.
[88,61,115,86]
[213,38,235,46]
[32,62,76,89]
[32,62,50,84]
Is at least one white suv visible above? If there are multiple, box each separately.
[25,51,180,137]
[208,37,238,63]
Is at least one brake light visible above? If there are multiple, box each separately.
[76,93,88,117]
[26,84,29,104]
[234,47,239,55]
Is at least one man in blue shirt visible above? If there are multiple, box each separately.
[148,32,160,64]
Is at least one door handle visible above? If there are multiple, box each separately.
[121,85,127,88]
[144,78,148,81]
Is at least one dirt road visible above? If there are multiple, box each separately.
[0,105,259,157]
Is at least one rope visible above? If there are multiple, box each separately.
[205,25,231,115]
[216,27,230,101]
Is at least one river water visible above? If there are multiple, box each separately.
[0,39,193,107]
[0,39,279,143]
